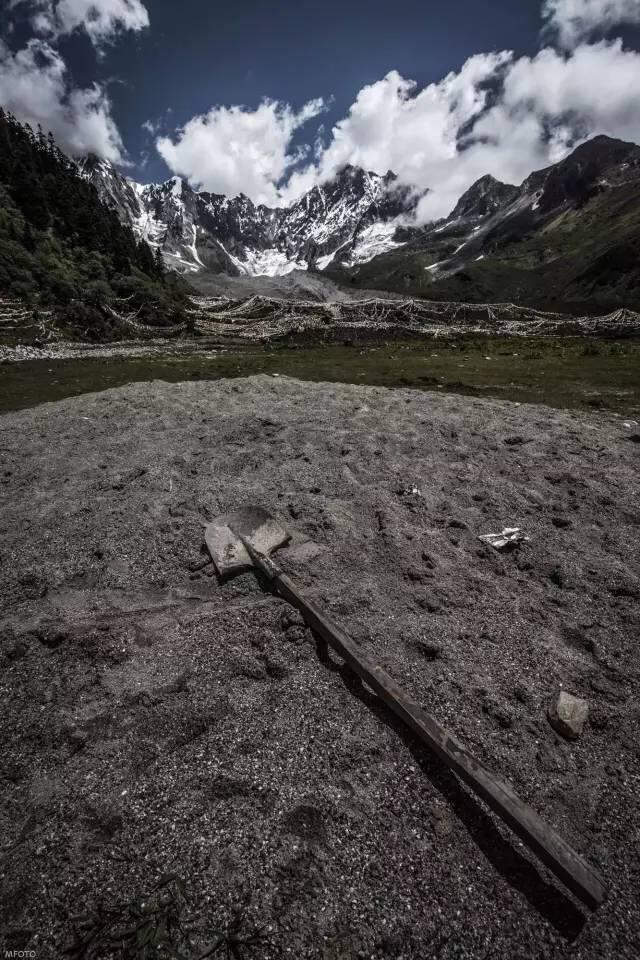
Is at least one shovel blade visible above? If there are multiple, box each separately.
[205,506,290,575]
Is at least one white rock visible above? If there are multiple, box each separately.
[548,690,589,740]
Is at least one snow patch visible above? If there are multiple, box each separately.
[316,252,336,270]
[348,221,405,265]
[219,243,308,278]
[190,224,204,268]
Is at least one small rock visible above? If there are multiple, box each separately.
[417,597,442,614]
[504,436,528,446]
[285,626,306,644]
[281,608,305,631]
[264,656,290,680]
[448,519,468,530]
[548,690,589,740]
[430,804,454,838]
[552,516,572,529]
[373,509,388,533]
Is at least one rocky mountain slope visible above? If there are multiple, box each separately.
[80,158,419,278]
[80,134,640,309]
[327,136,640,311]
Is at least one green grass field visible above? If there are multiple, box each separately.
[1,337,639,415]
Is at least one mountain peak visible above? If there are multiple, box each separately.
[448,174,518,221]
[77,130,640,282]
[523,134,640,214]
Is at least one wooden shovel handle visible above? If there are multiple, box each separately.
[250,549,606,911]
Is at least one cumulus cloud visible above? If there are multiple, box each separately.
[156,98,326,205]
[19,0,149,47]
[413,38,640,219]
[154,0,640,222]
[160,37,640,222]
[0,38,124,160]
[282,53,512,211]
[202,41,640,222]
[542,0,640,49]
[0,0,146,161]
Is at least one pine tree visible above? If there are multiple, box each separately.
[22,221,36,252]
[153,246,165,280]
[136,238,155,275]
[0,111,189,329]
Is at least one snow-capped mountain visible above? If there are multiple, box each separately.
[79,157,420,277]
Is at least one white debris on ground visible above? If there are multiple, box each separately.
[479,527,530,551]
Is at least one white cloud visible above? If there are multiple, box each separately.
[0,0,146,165]
[280,38,640,222]
[282,54,512,209]
[158,36,639,223]
[156,98,326,205]
[0,38,124,160]
[5,0,638,231]
[16,0,149,48]
[413,38,640,219]
[154,20,640,223]
[542,0,640,48]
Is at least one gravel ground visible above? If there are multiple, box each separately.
[0,339,226,363]
[1,375,639,960]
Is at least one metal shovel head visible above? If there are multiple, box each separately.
[205,506,290,575]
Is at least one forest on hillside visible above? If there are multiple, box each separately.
[0,109,190,338]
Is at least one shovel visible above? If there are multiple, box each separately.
[205,505,606,911]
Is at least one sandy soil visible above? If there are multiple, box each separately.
[1,375,639,959]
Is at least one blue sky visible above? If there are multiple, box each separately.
[4,0,543,181]
[104,0,545,183]
[2,0,640,218]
